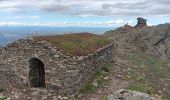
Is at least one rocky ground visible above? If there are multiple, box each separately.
[1,20,170,100]
[0,48,162,100]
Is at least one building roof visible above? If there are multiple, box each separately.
[32,33,110,56]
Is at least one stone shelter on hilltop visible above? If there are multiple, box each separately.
[0,33,113,95]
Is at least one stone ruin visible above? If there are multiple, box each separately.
[134,17,147,28]
[0,37,113,95]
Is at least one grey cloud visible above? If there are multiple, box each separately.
[57,9,108,16]
[155,0,170,5]
[1,0,170,17]
[102,1,152,10]
[42,4,71,12]
[147,6,170,15]
[101,0,170,16]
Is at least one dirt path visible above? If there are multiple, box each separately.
[79,63,130,100]
[79,78,129,100]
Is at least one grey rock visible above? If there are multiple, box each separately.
[63,96,69,99]
[7,98,12,100]
[58,95,63,99]
[108,89,156,100]
[90,98,97,100]
[135,17,147,28]
[31,91,40,96]
[31,96,41,100]
[53,96,58,100]
[92,81,98,87]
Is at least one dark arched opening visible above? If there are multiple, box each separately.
[28,58,45,87]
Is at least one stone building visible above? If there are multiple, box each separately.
[0,36,113,95]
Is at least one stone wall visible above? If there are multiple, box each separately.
[0,39,68,89]
[59,43,114,95]
[0,38,113,95]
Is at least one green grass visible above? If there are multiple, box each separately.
[126,52,170,98]
[0,85,6,100]
[127,83,146,93]
[0,96,7,100]
[161,95,168,100]
[33,33,110,56]
[103,96,108,100]
[79,64,111,94]
[127,53,170,78]
[96,65,111,87]
[79,83,97,94]
[127,83,157,95]
[0,85,4,93]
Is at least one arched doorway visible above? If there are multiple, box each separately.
[28,58,45,87]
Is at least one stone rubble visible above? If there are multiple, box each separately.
[108,89,156,100]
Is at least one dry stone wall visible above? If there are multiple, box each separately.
[60,43,114,95]
[0,38,113,95]
[0,39,68,90]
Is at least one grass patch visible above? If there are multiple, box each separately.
[96,65,111,87]
[103,96,108,100]
[127,83,157,95]
[0,96,7,100]
[126,52,170,98]
[33,33,110,56]
[79,83,97,94]
[143,56,158,66]
[127,83,146,93]
[127,53,170,78]
[0,85,4,93]
[127,53,143,66]
[161,95,168,100]
[79,64,111,94]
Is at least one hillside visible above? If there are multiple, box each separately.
[68,20,170,100]
[103,23,170,60]
[101,23,170,99]
[0,20,170,100]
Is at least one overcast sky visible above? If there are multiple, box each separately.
[0,0,170,27]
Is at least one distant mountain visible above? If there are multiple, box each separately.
[0,26,114,35]
[0,34,8,46]
[0,26,115,46]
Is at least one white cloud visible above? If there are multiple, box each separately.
[0,0,170,17]
[0,22,26,26]
[108,19,124,25]
[9,15,40,19]
[127,20,133,23]
[1,8,20,13]
[0,19,126,27]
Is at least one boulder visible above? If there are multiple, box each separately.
[135,17,147,28]
[108,89,156,100]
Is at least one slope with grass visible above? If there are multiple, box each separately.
[114,51,170,99]
[102,23,170,99]
[33,33,110,56]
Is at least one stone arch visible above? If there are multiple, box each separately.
[28,58,45,87]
